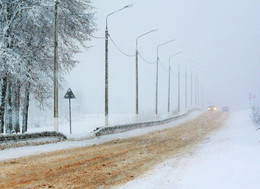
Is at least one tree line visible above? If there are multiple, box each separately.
[0,0,95,134]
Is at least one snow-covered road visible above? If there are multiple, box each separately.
[0,111,201,161]
[119,110,260,189]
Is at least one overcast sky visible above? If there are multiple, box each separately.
[65,0,260,115]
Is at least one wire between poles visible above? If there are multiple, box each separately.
[89,34,105,39]
[108,35,135,57]
[158,59,169,71]
[138,52,156,64]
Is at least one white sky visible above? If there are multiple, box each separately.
[64,0,260,115]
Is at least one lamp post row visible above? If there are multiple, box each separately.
[53,3,205,130]
[104,5,205,125]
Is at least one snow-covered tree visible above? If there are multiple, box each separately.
[0,0,95,133]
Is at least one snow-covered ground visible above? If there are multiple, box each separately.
[0,111,200,161]
[27,112,183,138]
[118,110,260,189]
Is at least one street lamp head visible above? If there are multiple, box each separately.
[124,4,133,8]
[157,39,175,60]
[169,51,184,62]
[137,28,158,41]
[175,51,184,55]
[158,39,175,48]
[106,4,133,28]
[136,29,158,48]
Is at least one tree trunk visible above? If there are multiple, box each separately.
[22,83,30,133]
[5,79,13,134]
[13,81,21,133]
[0,77,7,134]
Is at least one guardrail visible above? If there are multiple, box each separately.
[0,109,199,147]
[0,131,67,143]
[94,109,200,136]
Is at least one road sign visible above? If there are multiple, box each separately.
[64,88,76,134]
[64,88,76,99]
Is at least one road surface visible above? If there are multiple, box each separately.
[0,112,227,188]
[119,110,260,189]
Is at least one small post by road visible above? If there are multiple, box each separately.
[64,88,76,134]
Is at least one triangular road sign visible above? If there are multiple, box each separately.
[64,88,76,99]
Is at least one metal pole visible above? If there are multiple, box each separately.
[135,48,139,122]
[168,64,171,115]
[135,29,157,122]
[195,77,197,106]
[69,98,72,134]
[185,68,187,109]
[105,26,108,126]
[155,39,175,119]
[54,0,59,132]
[104,5,132,126]
[191,72,193,107]
[155,55,159,118]
[196,78,198,106]
[168,51,184,114]
[178,64,181,112]
[200,85,203,109]
[197,79,200,106]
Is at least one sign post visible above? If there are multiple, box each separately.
[64,88,76,134]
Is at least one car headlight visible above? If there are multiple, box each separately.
[214,107,217,111]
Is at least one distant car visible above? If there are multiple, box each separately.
[208,105,217,111]
[222,106,229,112]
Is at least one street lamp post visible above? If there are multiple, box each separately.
[54,0,59,132]
[155,39,175,119]
[168,51,184,116]
[195,76,198,106]
[185,61,194,110]
[104,4,133,126]
[200,84,203,108]
[197,78,200,106]
[195,71,206,108]
[185,67,187,109]
[191,71,193,107]
[135,29,157,122]
[178,64,181,112]
[190,64,202,108]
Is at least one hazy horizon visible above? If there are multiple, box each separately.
[44,0,260,118]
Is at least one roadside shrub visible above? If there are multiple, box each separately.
[251,106,260,128]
